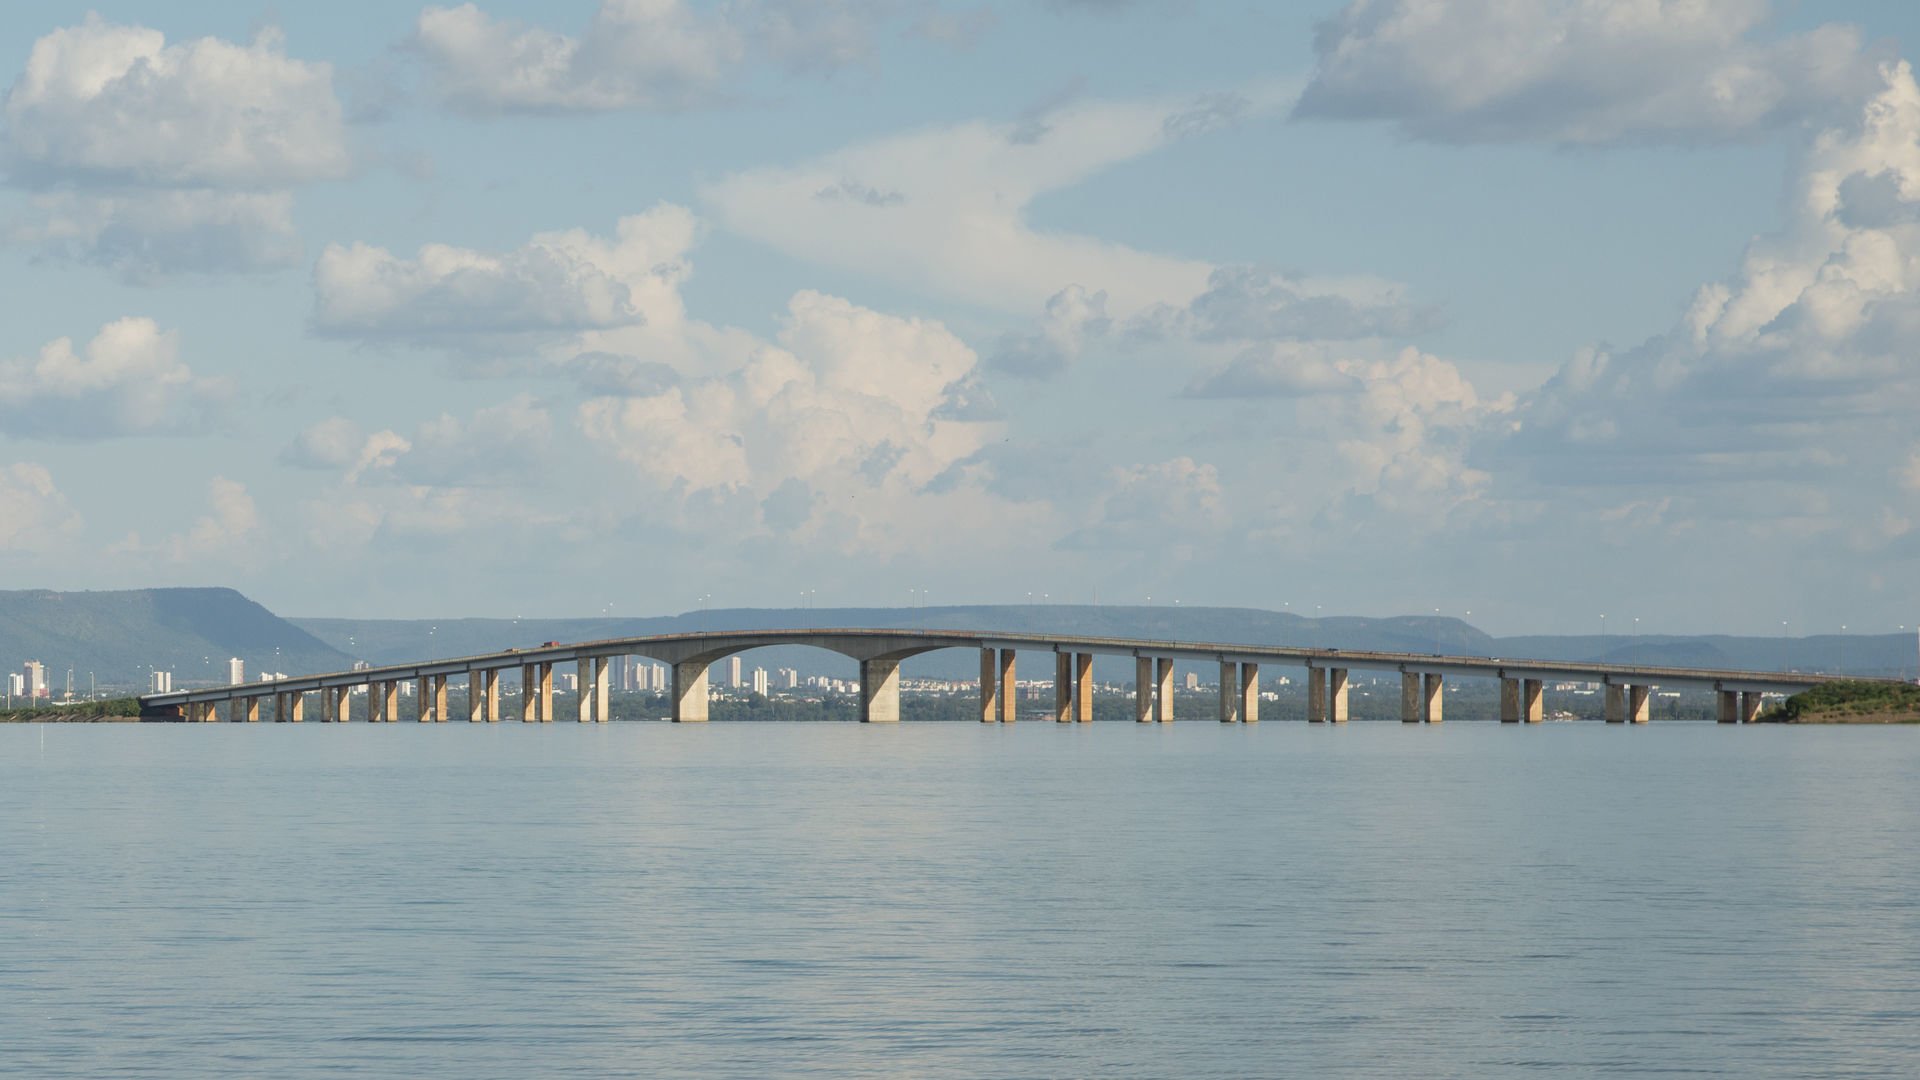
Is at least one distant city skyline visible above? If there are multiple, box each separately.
[1,2,1918,636]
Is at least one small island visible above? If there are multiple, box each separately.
[1766,681,1920,724]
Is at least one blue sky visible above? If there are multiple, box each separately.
[2,0,1918,636]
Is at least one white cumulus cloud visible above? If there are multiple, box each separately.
[0,317,232,438]
[0,463,83,552]
[1295,0,1881,144]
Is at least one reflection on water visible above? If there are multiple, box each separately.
[3,723,1918,1078]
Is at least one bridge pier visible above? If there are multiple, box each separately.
[234,697,256,723]
[1155,658,1174,722]
[1328,668,1348,722]
[1135,657,1154,722]
[1075,654,1094,722]
[1717,690,1738,724]
[429,675,448,722]
[980,649,998,723]
[1308,667,1326,722]
[1401,672,1422,723]
[328,685,349,723]
[1629,684,1651,724]
[1738,691,1762,724]
[1055,653,1074,723]
[859,658,901,723]
[537,663,554,722]
[1522,679,1544,723]
[1604,683,1626,723]
[672,661,709,723]
[577,659,594,722]
[1500,678,1520,722]
[518,665,536,721]
[284,693,303,723]
[1218,661,1239,723]
[1423,673,1443,724]
[999,650,1018,722]
[1240,662,1259,723]
[594,657,610,722]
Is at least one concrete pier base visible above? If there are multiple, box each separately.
[1423,673,1443,724]
[1240,663,1259,724]
[1717,690,1739,724]
[1629,684,1651,724]
[1155,658,1174,723]
[860,658,901,723]
[1401,672,1422,723]
[520,665,537,722]
[1054,653,1073,723]
[537,664,554,722]
[1500,678,1520,723]
[577,658,594,722]
[1135,657,1155,723]
[286,694,304,723]
[1308,667,1326,723]
[1738,691,1762,724]
[1329,668,1349,723]
[1075,654,1094,723]
[1604,684,1626,723]
[1522,679,1544,723]
[672,661,709,723]
[981,649,999,723]
[1219,661,1239,723]
[594,657,610,722]
[999,650,1017,723]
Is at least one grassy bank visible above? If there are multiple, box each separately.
[0,696,144,722]
[1769,681,1920,724]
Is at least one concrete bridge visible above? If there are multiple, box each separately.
[138,628,1878,726]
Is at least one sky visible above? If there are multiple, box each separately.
[2,0,1919,637]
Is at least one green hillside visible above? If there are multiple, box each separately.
[0,588,353,693]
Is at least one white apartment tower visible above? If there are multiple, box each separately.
[729,656,743,689]
[752,667,769,696]
[24,660,48,699]
[228,657,245,684]
[149,670,173,693]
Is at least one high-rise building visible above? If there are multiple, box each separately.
[1184,671,1199,691]
[752,667,769,696]
[228,657,245,684]
[149,670,173,693]
[24,660,48,699]
[729,656,743,688]
[779,667,798,689]
[6,672,23,699]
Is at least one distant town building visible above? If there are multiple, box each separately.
[752,667,769,696]
[228,657,245,684]
[1184,671,1199,692]
[24,660,48,699]
[556,672,578,692]
[729,656,743,689]
[7,672,24,699]
[779,667,798,689]
[149,670,173,693]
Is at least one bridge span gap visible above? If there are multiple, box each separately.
[138,628,1877,725]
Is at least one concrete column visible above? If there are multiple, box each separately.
[1240,662,1259,724]
[1054,653,1074,723]
[860,658,901,723]
[235,697,255,723]
[1075,653,1094,723]
[520,665,537,722]
[980,648,999,723]
[594,657,610,723]
[1522,679,1544,723]
[1155,658,1174,723]
[287,694,304,724]
[1717,689,1739,724]
[432,676,447,722]
[468,670,486,722]
[482,669,499,722]
[577,658,594,723]
[672,661,709,723]
[336,686,352,723]
[322,688,337,723]
[1629,684,1651,724]
[382,681,399,723]
[1135,657,1155,723]
[1329,668,1349,723]
[998,650,1017,723]
[1604,684,1626,723]
[537,663,554,722]
[1401,672,1423,723]
[1500,678,1520,723]
[1423,673,1443,724]
[1218,661,1239,724]
[1308,667,1327,723]
[275,694,289,722]
[367,683,381,723]
[1738,691,1762,724]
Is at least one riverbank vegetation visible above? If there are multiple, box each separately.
[1767,681,1920,723]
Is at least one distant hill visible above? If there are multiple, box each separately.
[0,588,353,692]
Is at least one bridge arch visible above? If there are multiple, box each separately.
[605,632,964,723]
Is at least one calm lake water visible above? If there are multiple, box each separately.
[3,722,1918,1078]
